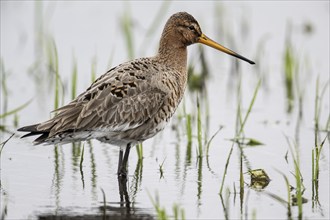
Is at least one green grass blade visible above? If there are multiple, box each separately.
[91,55,97,83]
[206,126,223,156]
[71,54,78,100]
[136,143,143,160]
[186,114,192,146]
[0,99,32,119]
[0,58,9,114]
[197,95,203,158]
[238,79,262,135]
[219,143,234,195]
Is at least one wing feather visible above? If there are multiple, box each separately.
[36,58,169,138]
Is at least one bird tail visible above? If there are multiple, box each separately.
[17,124,50,145]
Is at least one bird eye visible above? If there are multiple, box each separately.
[188,25,195,31]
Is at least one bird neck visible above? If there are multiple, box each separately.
[157,34,187,74]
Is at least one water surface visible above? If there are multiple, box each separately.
[1,1,329,219]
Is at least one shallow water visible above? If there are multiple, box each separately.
[1,1,329,220]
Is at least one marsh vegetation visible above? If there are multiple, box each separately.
[1,2,329,220]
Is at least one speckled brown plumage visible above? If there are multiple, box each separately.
[18,12,254,176]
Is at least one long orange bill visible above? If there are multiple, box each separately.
[197,33,255,65]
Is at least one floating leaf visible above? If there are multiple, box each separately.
[246,138,264,146]
[229,137,264,146]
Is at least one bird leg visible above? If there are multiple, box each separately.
[117,144,131,177]
[117,149,124,175]
[118,173,131,208]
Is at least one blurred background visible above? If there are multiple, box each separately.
[1,1,329,219]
